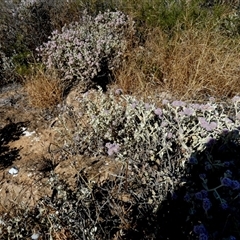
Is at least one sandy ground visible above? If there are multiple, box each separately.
[0,83,122,212]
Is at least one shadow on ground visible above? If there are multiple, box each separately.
[153,129,240,240]
[1,128,240,240]
[0,121,28,169]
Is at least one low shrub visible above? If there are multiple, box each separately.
[59,88,239,165]
[37,10,135,91]
[0,0,85,84]
[54,89,240,239]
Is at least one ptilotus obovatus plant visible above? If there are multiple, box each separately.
[58,88,240,172]
[37,10,135,90]
[48,90,240,239]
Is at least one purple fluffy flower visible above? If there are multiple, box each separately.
[199,233,208,240]
[190,103,201,109]
[223,161,231,167]
[167,132,173,139]
[199,174,206,180]
[232,96,240,103]
[105,142,120,156]
[172,100,186,107]
[189,156,198,165]
[220,202,228,210]
[231,180,240,190]
[193,224,207,235]
[183,107,194,116]
[154,108,162,117]
[183,193,191,202]
[195,192,203,200]
[201,190,208,198]
[131,102,137,108]
[221,177,232,187]
[115,88,123,95]
[204,162,212,171]
[198,117,217,131]
[209,97,215,102]
[202,198,212,212]
[162,99,169,105]
[145,103,151,110]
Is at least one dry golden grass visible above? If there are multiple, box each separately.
[114,26,240,102]
[24,70,63,109]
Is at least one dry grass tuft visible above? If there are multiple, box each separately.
[114,26,240,102]
[24,70,63,109]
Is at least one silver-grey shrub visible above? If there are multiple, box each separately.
[58,89,240,172]
[54,90,240,210]
[37,10,134,89]
[55,89,240,222]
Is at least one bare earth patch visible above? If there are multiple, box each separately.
[0,83,123,214]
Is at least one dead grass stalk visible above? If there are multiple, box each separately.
[114,26,240,102]
[24,70,63,109]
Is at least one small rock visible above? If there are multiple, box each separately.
[31,233,40,240]
[8,167,18,175]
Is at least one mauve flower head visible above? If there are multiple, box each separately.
[202,198,212,211]
[115,88,123,95]
[105,142,120,156]
[199,173,206,180]
[201,190,208,198]
[199,233,208,240]
[161,121,168,127]
[172,100,186,107]
[195,191,203,200]
[223,161,231,167]
[154,108,162,117]
[209,121,217,130]
[204,161,212,171]
[189,156,198,165]
[209,97,215,102]
[199,117,217,131]
[105,142,112,148]
[221,177,232,187]
[183,193,191,202]
[145,103,151,110]
[183,107,194,116]
[162,99,169,105]
[198,117,207,125]
[193,224,208,235]
[220,202,228,210]
[199,103,215,111]
[131,102,137,109]
[190,103,201,110]
[167,132,173,139]
[231,180,240,190]
[232,95,240,103]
